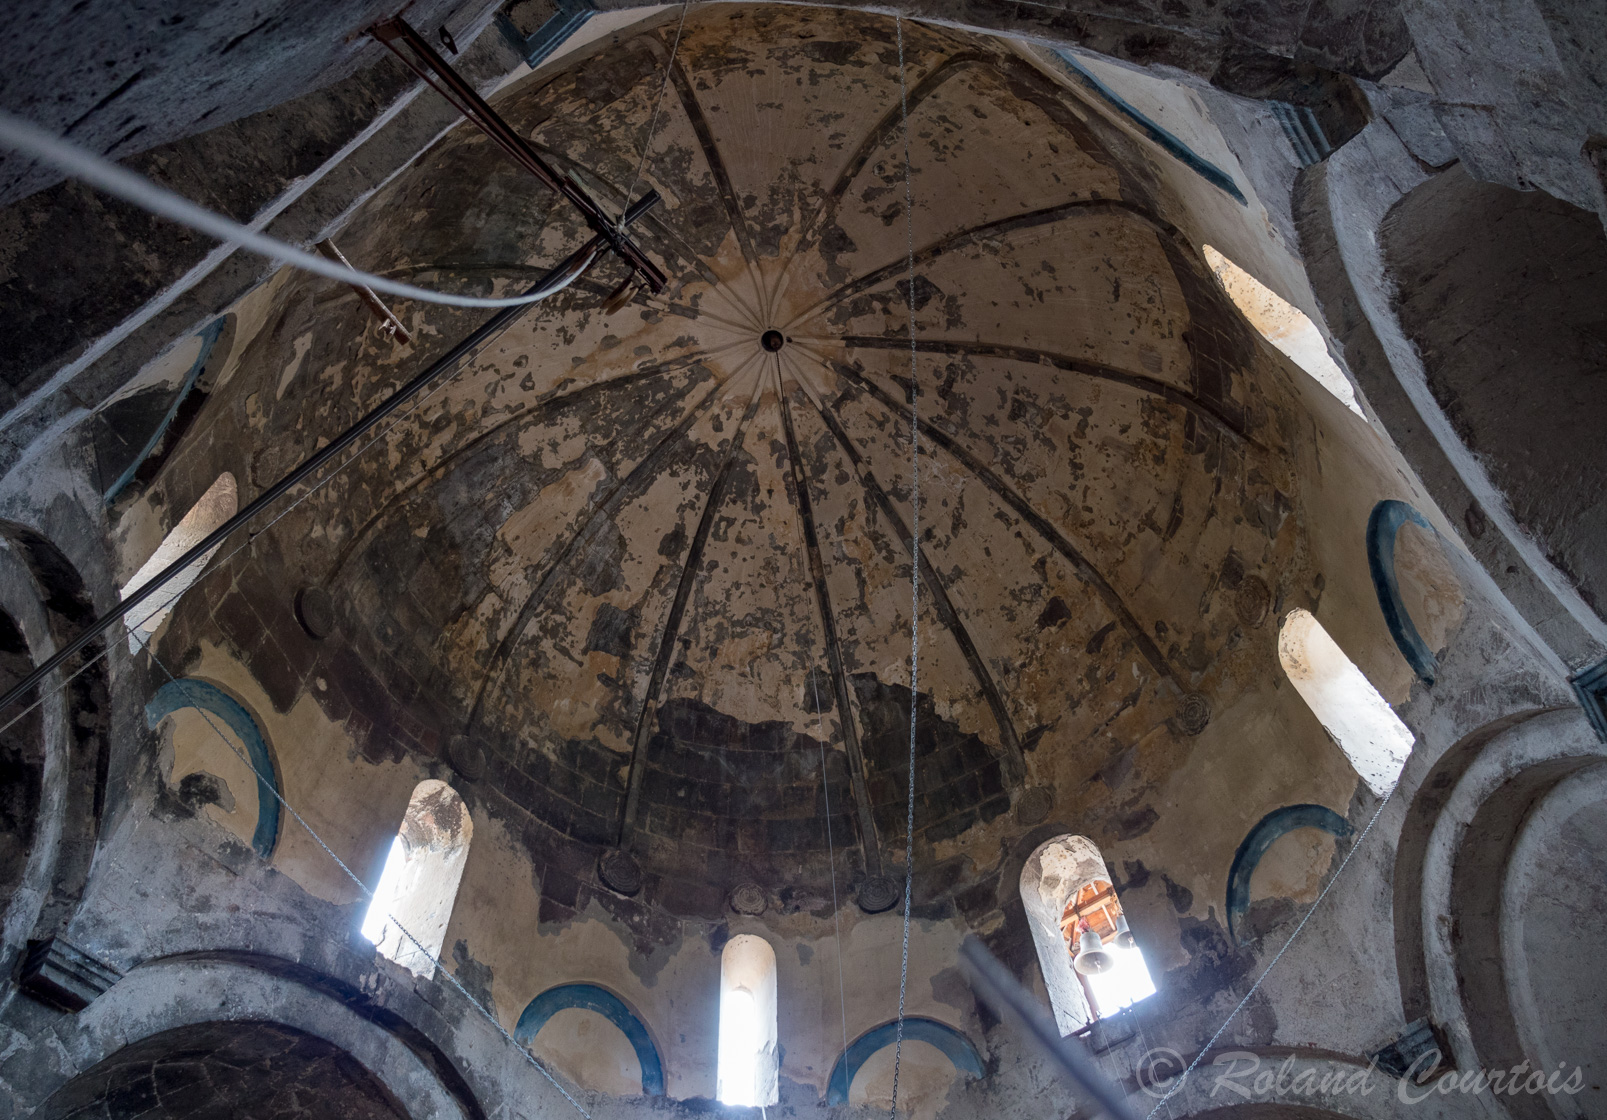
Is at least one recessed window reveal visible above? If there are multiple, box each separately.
[1203,246,1365,417]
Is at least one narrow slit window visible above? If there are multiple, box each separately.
[1021,835,1156,1033]
[120,472,237,650]
[361,779,473,976]
[717,934,778,1106]
[1278,608,1414,795]
[1203,245,1365,416]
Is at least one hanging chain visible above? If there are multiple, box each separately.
[889,15,920,1120]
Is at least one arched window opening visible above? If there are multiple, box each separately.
[361,780,472,977]
[1060,879,1156,1017]
[1202,245,1364,417]
[1278,608,1414,796]
[1021,836,1156,1034]
[717,934,778,1107]
[120,472,237,651]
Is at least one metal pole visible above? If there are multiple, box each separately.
[370,17,668,292]
[959,937,1139,1120]
[0,195,658,715]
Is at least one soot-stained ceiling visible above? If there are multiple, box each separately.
[162,6,1305,916]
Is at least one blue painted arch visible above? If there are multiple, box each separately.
[146,678,281,858]
[515,983,665,1096]
[1366,500,1445,685]
[1226,804,1352,943]
[103,317,228,503]
[827,1017,985,1104]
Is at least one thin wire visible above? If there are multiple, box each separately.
[810,668,851,1065]
[889,16,920,1120]
[1142,788,1396,1118]
[0,282,511,743]
[137,635,592,1116]
[0,111,592,310]
[618,1,690,232]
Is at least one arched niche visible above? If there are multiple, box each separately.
[35,1020,411,1120]
[1382,165,1607,627]
[514,983,664,1096]
[826,1017,984,1106]
[1366,500,1464,685]
[145,677,281,857]
[1450,757,1607,1120]
[0,606,42,916]
[1502,766,1607,1119]
[1225,804,1351,943]
[4,954,475,1118]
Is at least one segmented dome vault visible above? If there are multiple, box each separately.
[249,5,1301,913]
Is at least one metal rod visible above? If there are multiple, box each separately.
[0,197,657,716]
[314,239,413,343]
[371,17,668,293]
[959,937,1139,1120]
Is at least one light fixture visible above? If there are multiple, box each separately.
[1115,914,1136,951]
[1074,927,1117,975]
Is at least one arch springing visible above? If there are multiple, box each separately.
[360,780,472,976]
[1278,608,1414,796]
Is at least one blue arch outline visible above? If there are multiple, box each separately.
[103,317,228,503]
[1366,499,1442,684]
[1226,804,1352,943]
[514,983,665,1096]
[146,678,280,858]
[827,1017,985,1104]
[1052,51,1247,205]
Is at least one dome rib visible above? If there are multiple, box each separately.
[826,359,1179,684]
[619,367,769,844]
[795,362,1028,787]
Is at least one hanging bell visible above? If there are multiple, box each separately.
[1115,914,1136,951]
[1074,927,1117,975]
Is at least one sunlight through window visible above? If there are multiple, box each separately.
[121,472,237,651]
[1203,245,1365,417]
[1279,608,1414,796]
[717,934,778,1106]
[360,780,473,976]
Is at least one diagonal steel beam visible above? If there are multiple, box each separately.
[0,195,661,717]
[371,17,668,294]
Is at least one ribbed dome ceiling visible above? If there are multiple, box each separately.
[275,5,1299,913]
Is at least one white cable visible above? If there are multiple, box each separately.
[0,110,593,310]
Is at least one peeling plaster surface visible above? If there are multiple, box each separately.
[12,4,1606,1118]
